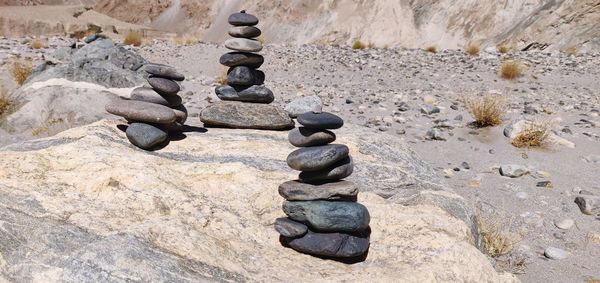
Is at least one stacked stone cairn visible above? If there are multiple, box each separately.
[200,10,293,130]
[105,63,187,150]
[275,111,371,260]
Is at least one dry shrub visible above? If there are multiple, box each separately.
[511,120,550,148]
[465,43,480,56]
[124,31,142,46]
[500,60,524,80]
[174,36,198,46]
[497,45,510,54]
[216,66,228,85]
[10,59,33,86]
[476,211,522,258]
[465,95,505,127]
[0,87,10,116]
[425,46,437,53]
[30,39,45,49]
[352,40,366,50]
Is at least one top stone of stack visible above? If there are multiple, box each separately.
[228,10,259,26]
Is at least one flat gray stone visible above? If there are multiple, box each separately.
[544,247,568,260]
[130,87,182,107]
[228,11,259,26]
[285,96,323,118]
[282,200,370,232]
[287,144,349,171]
[297,112,344,130]
[274,218,307,238]
[227,66,256,86]
[299,156,354,183]
[229,26,261,38]
[288,127,336,147]
[215,85,274,103]
[200,102,294,130]
[282,229,370,258]
[278,180,358,201]
[225,38,263,52]
[148,77,180,95]
[126,123,168,150]
[106,100,177,124]
[144,63,185,81]
[220,52,264,68]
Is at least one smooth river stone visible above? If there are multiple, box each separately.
[215,85,274,103]
[225,38,263,52]
[278,180,358,201]
[227,66,256,86]
[282,229,370,258]
[125,123,168,150]
[200,102,294,130]
[144,63,185,81]
[274,218,307,238]
[172,105,188,124]
[228,11,259,26]
[106,100,177,124]
[287,144,349,171]
[282,200,370,232]
[297,111,344,130]
[299,156,354,183]
[148,77,180,95]
[130,87,182,107]
[220,52,264,68]
[228,26,261,38]
[288,127,336,147]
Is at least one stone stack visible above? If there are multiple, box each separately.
[275,111,371,260]
[200,10,293,131]
[105,63,187,150]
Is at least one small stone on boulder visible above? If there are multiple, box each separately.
[228,26,262,38]
[200,102,294,130]
[282,200,370,232]
[106,100,177,124]
[144,63,185,81]
[215,85,274,104]
[148,77,180,95]
[288,127,336,147]
[278,180,358,201]
[130,87,182,107]
[274,218,308,238]
[287,144,349,171]
[125,123,168,150]
[297,112,344,130]
[299,156,354,183]
[225,38,263,52]
[285,96,323,118]
[282,229,370,258]
[228,11,259,26]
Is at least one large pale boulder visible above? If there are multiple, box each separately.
[0,120,518,282]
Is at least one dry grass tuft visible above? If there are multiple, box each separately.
[497,45,510,54]
[0,87,10,116]
[499,60,524,80]
[30,39,45,49]
[256,35,266,44]
[352,40,366,50]
[10,59,33,86]
[465,95,505,127]
[216,66,228,85]
[476,211,522,258]
[511,120,551,148]
[425,46,437,53]
[174,35,198,46]
[465,43,480,56]
[124,31,142,46]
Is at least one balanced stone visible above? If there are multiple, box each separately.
[148,77,180,95]
[200,102,294,130]
[254,70,265,85]
[227,66,256,85]
[229,26,261,38]
[126,123,168,150]
[145,63,185,81]
[282,200,370,232]
[285,96,323,118]
[288,127,336,147]
[282,229,370,258]
[298,112,344,130]
[274,217,308,238]
[172,105,188,124]
[130,87,182,107]
[220,52,264,68]
[279,180,358,201]
[228,11,259,26]
[299,156,354,183]
[225,38,263,52]
[215,85,274,103]
[106,100,177,124]
[287,144,349,171]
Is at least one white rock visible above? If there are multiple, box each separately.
[544,247,568,260]
[554,219,574,230]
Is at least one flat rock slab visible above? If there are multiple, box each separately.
[105,100,177,124]
[200,102,294,130]
[279,180,358,201]
[282,200,370,232]
[216,85,274,104]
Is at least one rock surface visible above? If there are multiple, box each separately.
[282,201,370,232]
[279,180,358,201]
[0,120,516,282]
[200,102,294,130]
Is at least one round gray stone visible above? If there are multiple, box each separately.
[274,217,307,238]
[228,26,261,38]
[126,123,168,150]
[299,156,354,183]
[287,144,349,172]
[285,96,323,118]
[148,77,180,95]
[297,112,344,130]
[130,87,182,107]
[282,229,370,258]
[228,11,259,26]
[544,247,568,260]
[144,63,185,81]
[227,66,256,86]
[219,52,264,68]
[215,85,274,104]
[225,38,263,52]
[106,100,177,124]
[288,127,336,147]
[282,200,370,232]
[278,180,358,201]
